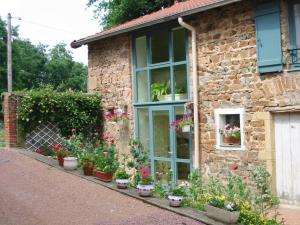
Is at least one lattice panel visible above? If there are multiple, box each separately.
[25,122,63,151]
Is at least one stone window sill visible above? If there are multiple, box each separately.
[215,145,246,151]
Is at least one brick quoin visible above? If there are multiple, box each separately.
[3,94,17,147]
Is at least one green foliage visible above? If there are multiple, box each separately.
[182,168,283,225]
[93,142,119,173]
[115,170,131,179]
[115,154,131,179]
[0,17,87,96]
[252,167,279,216]
[171,186,186,197]
[153,183,168,198]
[87,0,186,28]
[151,81,171,101]
[15,88,103,138]
[127,139,149,185]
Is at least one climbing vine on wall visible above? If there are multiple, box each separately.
[14,87,103,138]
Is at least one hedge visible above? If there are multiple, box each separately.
[14,88,103,138]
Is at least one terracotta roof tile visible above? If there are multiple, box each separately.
[71,0,240,48]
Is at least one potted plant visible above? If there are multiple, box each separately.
[115,154,131,188]
[137,165,154,197]
[205,196,240,224]
[93,141,119,182]
[63,155,79,171]
[174,87,187,101]
[171,113,193,133]
[168,186,186,207]
[80,153,94,176]
[151,81,171,101]
[52,144,68,167]
[105,109,129,125]
[115,170,131,189]
[221,124,241,145]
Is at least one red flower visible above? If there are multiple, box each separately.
[52,144,62,151]
[71,128,76,133]
[230,163,239,171]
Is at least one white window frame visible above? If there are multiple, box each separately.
[214,108,245,151]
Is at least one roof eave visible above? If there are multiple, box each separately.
[71,0,242,48]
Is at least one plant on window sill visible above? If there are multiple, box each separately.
[221,124,241,145]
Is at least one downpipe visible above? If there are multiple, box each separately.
[178,17,200,169]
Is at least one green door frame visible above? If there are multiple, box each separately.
[148,105,192,184]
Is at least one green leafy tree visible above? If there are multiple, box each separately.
[87,0,186,28]
[46,43,87,92]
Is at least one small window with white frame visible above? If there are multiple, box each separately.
[215,108,245,151]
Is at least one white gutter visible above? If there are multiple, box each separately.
[178,17,200,169]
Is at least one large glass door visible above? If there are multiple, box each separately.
[148,105,192,185]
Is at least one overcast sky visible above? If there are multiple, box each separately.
[0,0,101,64]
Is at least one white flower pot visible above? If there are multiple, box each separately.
[137,184,154,197]
[158,94,172,102]
[116,179,129,189]
[175,93,188,101]
[168,195,183,207]
[63,157,78,170]
[182,125,190,133]
[205,205,240,224]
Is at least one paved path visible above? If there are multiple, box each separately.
[0,150,202,225]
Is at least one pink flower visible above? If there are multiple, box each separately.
[69,136,75,140]
[71,128,76,133]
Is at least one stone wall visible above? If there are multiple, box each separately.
[87,0,300,188]
[88,34,134,155]
[188,0,300,185]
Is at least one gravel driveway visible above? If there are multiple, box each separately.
[0,150,203,225]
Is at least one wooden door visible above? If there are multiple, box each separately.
[275,113,300,205]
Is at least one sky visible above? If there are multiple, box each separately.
[0,0,101,64]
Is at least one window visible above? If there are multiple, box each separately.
[133,27,189,103]
[288,0,300,66]
[215,108,245,151]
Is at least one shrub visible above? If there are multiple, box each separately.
[15,87,103,138]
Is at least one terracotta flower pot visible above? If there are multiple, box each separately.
[205,205,240,224]
[57,155,64,167]
[223,136,240,145]
[82,160,94,176]
[93,170,113,182]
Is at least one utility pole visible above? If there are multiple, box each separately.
[7,13,12,93]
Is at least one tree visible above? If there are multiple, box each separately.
[46,43,87,92]
[0,17,87,93]
[87,0,185,28]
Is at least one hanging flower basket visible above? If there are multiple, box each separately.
[182,125,190,133]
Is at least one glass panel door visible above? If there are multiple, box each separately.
[150,107,173,185]
[148,105,192,185]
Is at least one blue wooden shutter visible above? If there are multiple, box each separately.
[255,0,283,73]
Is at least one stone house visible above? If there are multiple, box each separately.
[71,0,300,206]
